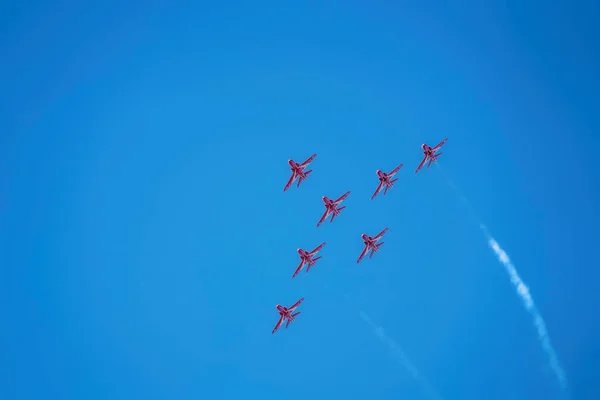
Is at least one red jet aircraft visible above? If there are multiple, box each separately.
[272,297,304,334]
[357,228,389,263]
[371,164,403,200]
[284,154,317,191]
[317,191,351,227]
[415,138,448,173]
[293,242,326,278]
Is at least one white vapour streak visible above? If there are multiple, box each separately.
[358,311,419,378]
[483,231,568,389]
[435,163,568,389]
[357,309,445,400]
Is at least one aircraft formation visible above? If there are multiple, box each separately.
[272,138,448,334]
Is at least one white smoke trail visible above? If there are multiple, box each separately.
[483,231,568,389]
[343,293,445,400]
[358,311,445,400]
[435,163,568,390]
[358,310,420,378]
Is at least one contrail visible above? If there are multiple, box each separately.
[358,311,445,400]
[344,295,445,400]
[435,163,568,390]
[358,310,419,378]
[482,232,568,389]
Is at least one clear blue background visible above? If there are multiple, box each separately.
[2,1,599,399]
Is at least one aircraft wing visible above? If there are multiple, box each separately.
[371,181,384,200]
[374,228,389,240]
[300,154,317,167]
[415,155,427,174]
[317,209,330,227]
[388,163,404,178]
[288,298,304,312]
[272,315,284,334]
[283,171,297,192]
[334,191,351,204]
[309,242,326,255]
[432,138,448,151]
[357,244,369,264]
[292,259,306,278]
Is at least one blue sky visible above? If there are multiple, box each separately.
[2,1,599,399]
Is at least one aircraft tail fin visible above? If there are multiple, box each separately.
[292,312,301,318]
[331,206,345,222]
[297,170,312,187]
